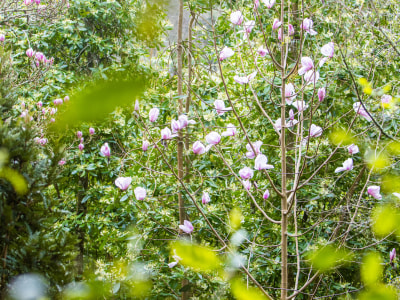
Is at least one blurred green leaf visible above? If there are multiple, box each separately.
[361,252,382,286]
[371,205,400,237]
[307,244,352,272]
[51,72,146,130]
[0,167,28,195]
[170,241,221,273]
[230,278,268,300]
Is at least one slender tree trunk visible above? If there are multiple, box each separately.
[76,175,88,279]
[177,1,189,299]
[287,0,299,291]
[280,0,288,299]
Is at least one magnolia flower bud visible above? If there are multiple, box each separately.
[202,192,211,204]
[142,141,150,151]
[205,132,221,145]
[115,177,132,191]
[149,108,160,122]
[26,48,34,58]
[89,128,95,135]
[100,143,111,157]
[134,187,147,200]
[239,167,254,180]
[77,131,83,138]
[78,143,84,151]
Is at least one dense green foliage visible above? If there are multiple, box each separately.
[1,0,400,299]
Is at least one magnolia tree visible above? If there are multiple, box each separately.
[92,0,399,298]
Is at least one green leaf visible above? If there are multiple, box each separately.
[307,244,352,272]
[230,278,268,300]
[170,241,221,273]
[51,71,146,130]
[0,167,28,195]
[361,252,382,286]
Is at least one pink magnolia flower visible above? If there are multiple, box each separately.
[24,0,33,5]
[288,24,294,36]
[89,127,95,135]
[309,124,323,138]
[246,141,262,159]
[319,57,329,67]
[244,20,256,34]
[80,138,84,143]
[50,108,57,115]
[298,57,314,75]
[53,98,63,105]
[301,18,317,35]
[64,96,70,102]
[347,144,359,155]
[142,140,150,151]
[234,71,257,85]
[38,138,48,145]
[321,42,334,58]
[390,248,396,264]
[171,119,181,133]
[0,34,5,42]
[263,189,270,199]
[193,141,206,154]
[239,167,254,179]
[335,158,353,173]
[304,70,320,84]
[202,192,211,204]
[26,48,34,58]
[262,0,275,8]
[149,108,160,122]
[179,220,194,234]
[254,154,274,170]
[178,114,195,129]
[285,83,296,104]
[161,127,176,140]
[278,28,284,41]
[318,87,326,102]
[274,118,283,131]
[206,132,221,145]
[272,18,281,30]
[50,118,55,123]
[35,52,45,62]
[353,102,372,121]
[115,177,132,191]
[58,160,66,166]
[134,187,147,200]
[214,100,232,116]
[292,100,308,112]
[100,142,111,157]
[230,11,244,25]
[134,100,139,111]
[221,124,237,136]
[77,131,83,138]
[220,47,235,61]
[34,0,40,4]
[37,101,43,108]
[367,185,382,200]
[254,0,259,9]
[78,143,84,151]
[257,46,268,57]
[242,180,251,191]
[168,261,179,268]
[289,109,294,120]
